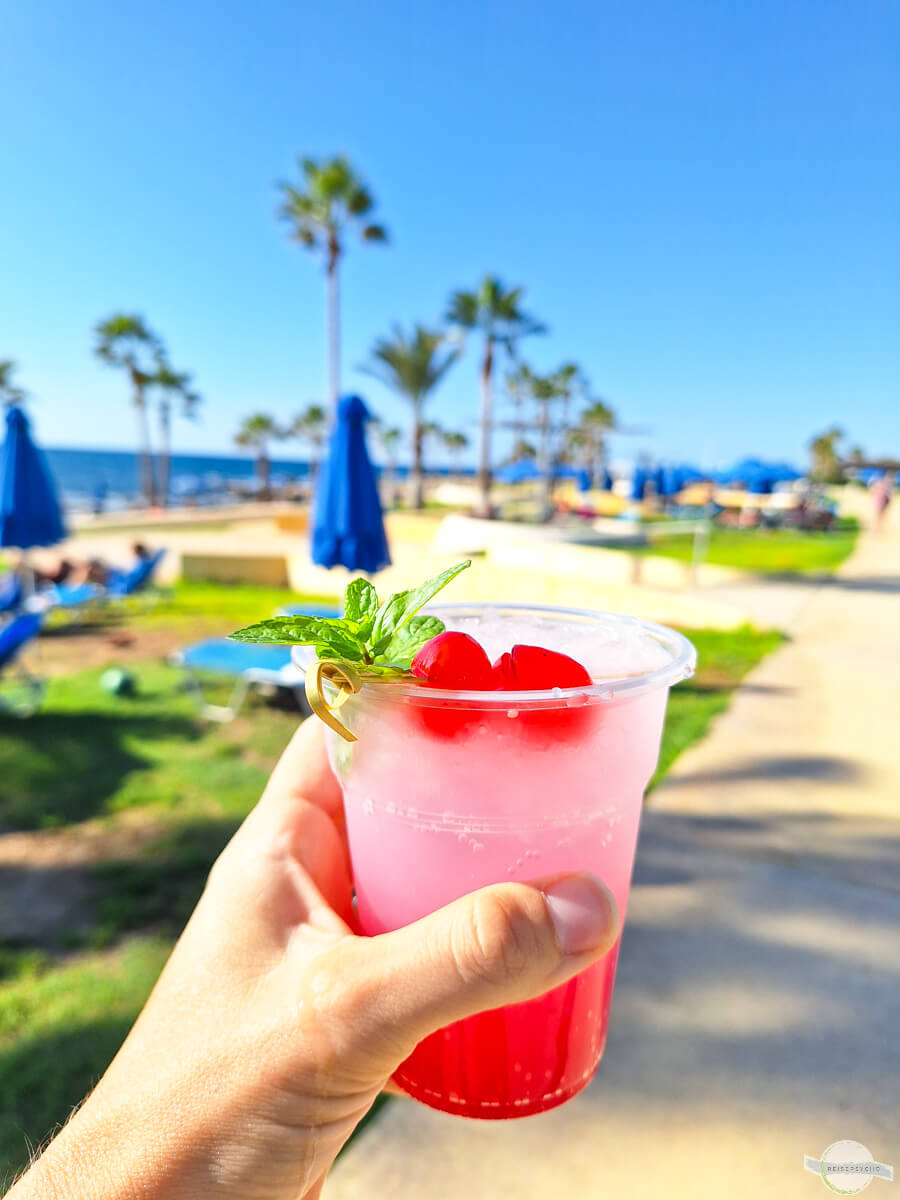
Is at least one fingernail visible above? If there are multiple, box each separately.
[543,873,619,956]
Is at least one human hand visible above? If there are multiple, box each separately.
[10,719,619,1200]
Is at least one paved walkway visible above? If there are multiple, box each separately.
[326,519,900,1199]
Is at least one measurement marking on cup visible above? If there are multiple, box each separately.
[374,801,628,835]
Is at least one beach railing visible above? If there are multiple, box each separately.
[636,519,712,588]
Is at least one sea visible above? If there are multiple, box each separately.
[44,446,464,511]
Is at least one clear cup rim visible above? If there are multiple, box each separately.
[292,602,696,707]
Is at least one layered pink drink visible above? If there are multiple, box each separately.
[310,603,695,1119]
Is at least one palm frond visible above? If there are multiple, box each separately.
[235,412,284,449]
[347,185,374,216]
[445,290,479,328]
[277,155,387,254]
[363,323,460,402]
[93,313,162,372]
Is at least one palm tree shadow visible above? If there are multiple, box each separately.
[0,711,204,830]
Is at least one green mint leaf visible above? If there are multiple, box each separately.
[343,578,379,638]
[370,561,471,651]
[374,614,445,668]
[229,616,364,661]
[354,661,410,679]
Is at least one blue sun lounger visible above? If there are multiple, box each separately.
[31,550,168,623]
[0,612,45,717]
[170,638,306,723]
[0,573,23,615]
[170,605,340,722]
[107,549,167,599]
[275,602,343,618]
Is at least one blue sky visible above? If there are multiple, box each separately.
[2,0,897,469]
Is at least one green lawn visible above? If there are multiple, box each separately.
[144,578,337,629]
[0,661,299,832]
[643,518,859,574]
[650,626,784,788]
[0,619,780,1184]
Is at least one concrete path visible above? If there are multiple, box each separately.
[325,520,900,1199]
[654,520,900,821]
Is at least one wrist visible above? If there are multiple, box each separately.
[7,1097,150,1200]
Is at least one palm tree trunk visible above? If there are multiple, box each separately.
[327,241,340,418]
[308,453,319,498]
[592,438,604,490]
[410,399,425,510]
[258,449,271,500]
[478,338,494,517]
[158,399,171,507]
[133,375,156,507]
[539,402,554,520]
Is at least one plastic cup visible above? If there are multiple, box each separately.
[298,604,695,1119]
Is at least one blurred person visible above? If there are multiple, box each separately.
[8,719,619,1200]
[92,479,108,516]
[870,472,894,531]
[31,558,74,587]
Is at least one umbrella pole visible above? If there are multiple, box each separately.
[20,550,36,599]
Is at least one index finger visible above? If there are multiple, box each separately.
[261,716,345,828]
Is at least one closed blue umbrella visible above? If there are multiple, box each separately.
[0,405,67,549]
[631,466,650,501]
[555,464,591,492]
[600,465,614,491]
[312,395,390,574]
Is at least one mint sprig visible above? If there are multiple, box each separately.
[229,561,471,677]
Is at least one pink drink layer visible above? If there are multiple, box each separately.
[321,605,693,1119]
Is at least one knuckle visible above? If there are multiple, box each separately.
[458,887,548,989]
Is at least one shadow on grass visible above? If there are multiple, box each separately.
[89,817,243,944]
[0,816,242,951]
[0,712,204,830]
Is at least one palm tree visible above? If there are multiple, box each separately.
[374,422,403,503]
[509,437,537,462]
[292,403,329,490]
[278,155,388,414]
[94,314,164,505]
[528,367,567,516]
[809,426,845,483]
[505,364,531,451]
[442,430,469,474]
[147,364,201,505]
[446,276,545,516]
[423,421,445,463]
[550,362,584,439]
[364,324,459,510]
[572,398,616,486]
[0,360,27,407]
[235,413,283,499]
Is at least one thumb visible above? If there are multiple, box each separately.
[335,873,620,1073]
